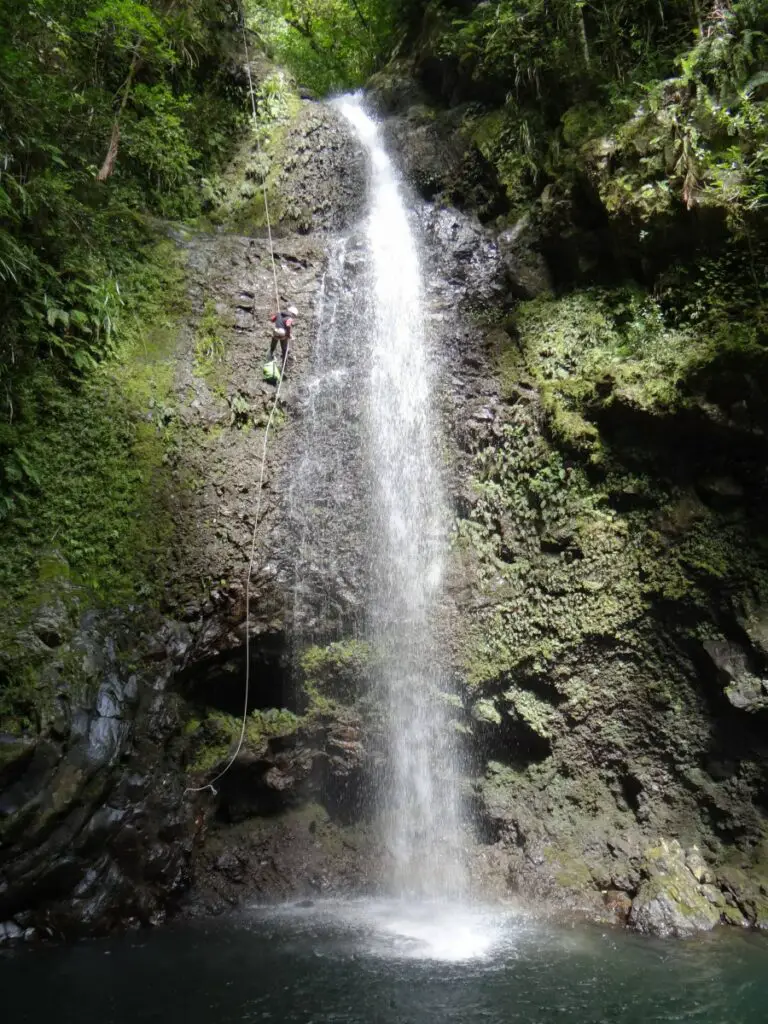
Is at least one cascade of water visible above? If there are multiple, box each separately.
[336,96,464,898]
[290,239,361,643]
[292,95,464,899]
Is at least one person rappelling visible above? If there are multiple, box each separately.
[263,304,298,383]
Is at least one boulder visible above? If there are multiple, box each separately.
[629,839,722,938]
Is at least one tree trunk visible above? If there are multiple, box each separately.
[96,48,141,183]
[578,4,591,68]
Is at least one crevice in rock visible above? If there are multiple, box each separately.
[179,631,294,716]
[619,774,643,815]
[215,760,293,823]
[319,761,367,826]
[479,715,552,768]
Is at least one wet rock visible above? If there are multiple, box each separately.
[86,717,129,768]
[0,733,35,774]
[603,890,632,922]
[702,640,768,712]
[274,104,367,233]
[214,850,245,882]
[498,215,553,298]
[0,920,23,945]
[0,606,195,937]
[366,64,430,115]
[382,105,465,200]
[736,599,768,660]
[95,680,123,719]
[629,840,722,938]
[686,847,715,884]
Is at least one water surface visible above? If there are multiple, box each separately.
[3,900,767,1024]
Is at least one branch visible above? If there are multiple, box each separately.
[577,4,590,68]
[97,47,141,183]
[348,0,370,32]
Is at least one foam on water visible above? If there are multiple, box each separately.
[248,898,523,964]
[373,905,507,962]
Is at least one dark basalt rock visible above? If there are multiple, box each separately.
[273,103,368,234]
[0,611,194,939]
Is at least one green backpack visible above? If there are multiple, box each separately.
[263,359,281,383]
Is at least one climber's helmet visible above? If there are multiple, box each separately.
[287,305,299,317]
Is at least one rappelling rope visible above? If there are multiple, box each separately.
[183,15,287,798]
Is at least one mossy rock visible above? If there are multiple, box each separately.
[300,639,373,710]
[542,846,595,891]
[471,697,501,726]
[630,839,722,937]
[185,707,299,775]
[503,686,555,739]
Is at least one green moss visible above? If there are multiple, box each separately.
[186,707,300,775]
[0,240,185,616]
[193,299,227,384]
[471,697,501,725]
[497,340,527,399]
[0,240,187,733]
[456,406,643,687]
[461,274,768,702]
[722,905,747,926]
[207,73,302,234]
[513,289,714,451]
[503,685,555,739]
[300,639,372,711]
[484,759,524,791]
[460,101,542,215]
[545,849,594,890]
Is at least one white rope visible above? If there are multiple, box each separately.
[184,14,288,798]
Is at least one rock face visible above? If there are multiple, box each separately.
[372,63,768,936]
[0,612,193,939]
[4,69,768,945]
[0,98,370,941]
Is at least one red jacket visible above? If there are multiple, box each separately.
[270,312,294,331]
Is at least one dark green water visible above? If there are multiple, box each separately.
[2,901,767,1023]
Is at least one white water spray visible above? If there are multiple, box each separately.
[338,96,464,898]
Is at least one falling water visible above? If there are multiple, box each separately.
[337,96,464,898]
[290,238,368,643]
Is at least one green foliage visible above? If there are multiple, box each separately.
[247,0,400,93]
[0,0,248,513]
[515,288,710,458]
[194,299,227,379]
[0,241,186,620]
[205,70,301,232]
[424,1,768,226]
[511,250,768,458]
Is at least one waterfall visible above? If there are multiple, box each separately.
[293,94,464,900]
[338,96,463,899]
